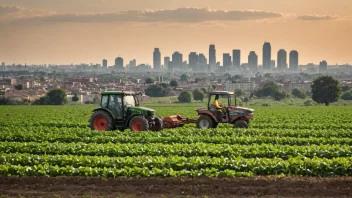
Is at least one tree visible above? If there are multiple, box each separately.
[342,86,351,92]
[72,93,79,103]
[145,78,155,84]
[234,89,245,97]
[311,76,341,106]
[341,90,352,100]
[178,91,192,103]
[243,97,249,105]
[255,82,287,101]
[292,88,307,99]
[180,74,189,82]
[46,88,68,105]
[170,79,178,87]
[145,85,167,97]
[160,83,169,89]
[201,88,207,94]
[193,89,205,101]
[14,84,23,90]
[304,100,313,106]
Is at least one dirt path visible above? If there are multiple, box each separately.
[0,176,351,197]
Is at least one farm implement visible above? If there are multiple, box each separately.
[89,91,254,132]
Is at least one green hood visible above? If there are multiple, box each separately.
[128,106,155,115]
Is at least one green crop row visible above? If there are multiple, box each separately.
[1,142,351,159]
[1,153,351,177]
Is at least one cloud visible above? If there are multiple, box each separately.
[2,6,283,24]
[0,5,56,22]
[296,14,342,21]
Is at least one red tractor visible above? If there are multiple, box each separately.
[195,91,254,129]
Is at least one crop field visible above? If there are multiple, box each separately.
[0,105,352,197]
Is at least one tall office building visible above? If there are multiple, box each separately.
[263,42,271,70]
[189,52,199,69]
[198,54,207,65]
[209,44,216,66]
[232,50,241,67]
[223,53,232,67]
[153,48,161,70]
[164,56,170,69]
[248,51,258,70]
[289,50,299,70]
[277,49,287,69]
[319,60,328,72]
[115,57,124,70]
[102,59,108,68]
[172,51,183,69]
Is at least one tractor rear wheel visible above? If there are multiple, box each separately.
[234,120,248,129]
[90,110,114,131]
[129,116,149,132]
[150,116,163,131]
[196,115,214,129]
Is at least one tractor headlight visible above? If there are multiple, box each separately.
[148,111,155,117]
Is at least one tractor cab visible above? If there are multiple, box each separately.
[196,91,254,129]
[89,91,163,132]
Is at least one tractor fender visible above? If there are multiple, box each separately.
[198,113,217,123]
[230,117,249,124]
[92,108,117,120]
[125,114,145,127]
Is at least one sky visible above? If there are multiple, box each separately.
[0,0,351,66]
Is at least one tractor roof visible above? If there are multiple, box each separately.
[101,91,135,95]
[209,91,234,95]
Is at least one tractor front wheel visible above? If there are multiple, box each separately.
[234,120,248,129]
[129,116,149,132]
[90,110,114,131]
[196,115,214,129]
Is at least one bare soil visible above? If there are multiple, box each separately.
[0,176,351,197]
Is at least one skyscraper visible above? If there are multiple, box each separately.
[102,59,108,68]
[172,51,183,70]
[289,50,299,70]
[232,50,241,67]
[115,57,124,70]
[277,49,287,69]
[319,60,328,72]
[263,42,271,70]
[164,56,170,69]
[189,52,199,70]
[153,48,161,70]
[248,51,258,70]
[223,53,232,67]
[209,44,216,66]
[198,54,207,65]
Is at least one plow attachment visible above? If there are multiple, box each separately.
[162,115,196,128]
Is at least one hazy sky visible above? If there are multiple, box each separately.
[0,0,351,65]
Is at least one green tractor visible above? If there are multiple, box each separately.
[89,91,163,132]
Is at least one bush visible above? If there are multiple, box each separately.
[193,89,205,101]
[178,91,192,103]
[304,100,313,106]
[341,91,352,100]
[292,89,307,99]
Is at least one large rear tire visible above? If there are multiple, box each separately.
[234,119,248,129]
[150,116,163,131]
[129,116,149,132]
[196,115,214,129]
[90,110,115,131]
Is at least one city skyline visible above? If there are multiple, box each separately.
[0,1,351,65]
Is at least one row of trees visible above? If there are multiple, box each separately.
[178,89,206,103]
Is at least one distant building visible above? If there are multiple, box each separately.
[289,50,299,70]
[164,57,170,69]
[223,53,232,67]
[319,60,328,72]
[114,57,124,70]
[198,54,207,65]
[209,44,216,66]
[102,59,108,68]
[171,51,183,70]
[189,52,199,70]
[271,60,276,68]
[225,81,255,91]
[284,81,312,92]
[277,49,287,69]
[263,42,271,70]
[248,51,258,70]
[232,50,241,67]
[153,48,161,70]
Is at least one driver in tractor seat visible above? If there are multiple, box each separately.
[110,95,122,118]
[213,95,226,121]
